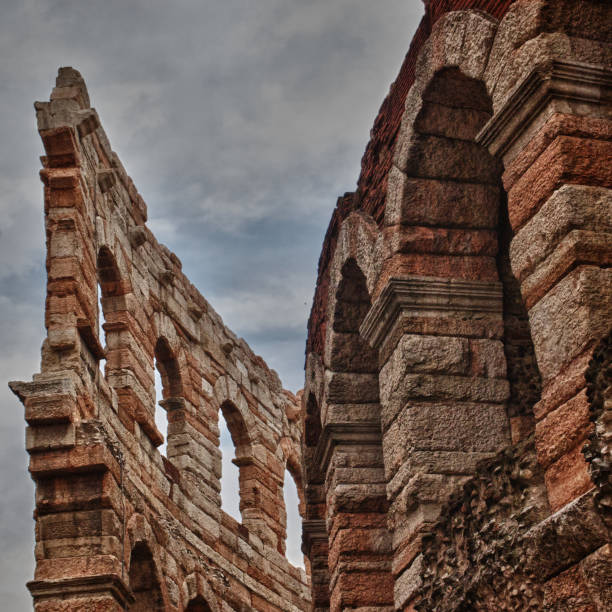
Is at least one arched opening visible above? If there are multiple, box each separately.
[332,259,378,372]
[218,405,241,521]
[323,258,393,607]
[414,67,542,440]
[218,401,250,522]
[96,246,122,375]
[97,246,122,296]
[128,543,163,612]
[154,337,183,456]
[283,465,305,568]
[185,596,212,612]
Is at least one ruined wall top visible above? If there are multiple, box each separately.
[11,67,310,610]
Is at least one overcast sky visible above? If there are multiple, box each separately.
[0,0,422,606]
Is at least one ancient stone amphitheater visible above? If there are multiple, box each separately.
[10,0,611,610]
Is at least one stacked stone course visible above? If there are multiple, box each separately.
[11,68,310,611]
[10,0,612,610]
[304,0,611,610]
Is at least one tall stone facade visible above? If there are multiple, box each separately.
[10,68,310,611]
[303,0,611,610]
[10,0,612,611]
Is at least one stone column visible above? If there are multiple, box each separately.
[10,376,131,612]
[361,277,511,609]
[480,60,612,513]
[479,58,612,609]
[319,422,393,611]
[319,260,395,611]
[302,518,330,612]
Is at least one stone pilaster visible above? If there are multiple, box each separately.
[479,59,612,514]
[362,276,511,609]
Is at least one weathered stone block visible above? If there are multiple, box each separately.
[403,134,501,184]
[380,336,470,404]
[395,175,500,229]
[535,390,592,469]
[545,444,594,512]
[510,185,612,283]
[381,374,509,429]
[507,137,612,231]
[26,424,76,452]
[325,372,380,404]
[528,266,612,384]
[383,401,509,477]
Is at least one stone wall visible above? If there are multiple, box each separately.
[304,0,611,610]
[10,69,310,611]
[9,0,612,610]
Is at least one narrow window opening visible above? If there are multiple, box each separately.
[219,410,241,522]
[153,365,167,455]
[153,338,181,457]
[97,283,106,374]
[284,468,304,568]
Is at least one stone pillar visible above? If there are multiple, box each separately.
[361,277,511,609]
[321,424,394,611]
[320,260,394,611]
[480,60,612,513]
[479,58,612,609]
[302,518,330,612]
[11,376,130,612]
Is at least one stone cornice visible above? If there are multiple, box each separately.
[301,519,328,555]
[311,421,383,481]
[28,574,134,606]
[478,60,612,157]
[360,276,503,351]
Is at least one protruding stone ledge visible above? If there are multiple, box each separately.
[478,60,612,159]
[360,276,503,352]
[302,519,328,556]
[28,574,134,607]
[312,422,383,480]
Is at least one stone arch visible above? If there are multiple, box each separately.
[155,336,184,400]
[152,318,191,453]
[280,442,306,563]
[181,572,219,612]
[325,212,380,311]
[95,245,133,386]
[387,9,498,219]
[213,375,280,540]
[321,251,394,608]
[125,514,169,612]
[213,375,255,438]
[97,246,126,298]
[128,543,163,612]
[151,312,191,403]
[283,445,305,516]
[384,15,544,441]
[219,399,252,466]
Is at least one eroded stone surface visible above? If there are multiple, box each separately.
[11,0,612,610]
